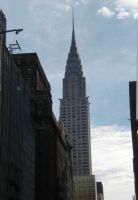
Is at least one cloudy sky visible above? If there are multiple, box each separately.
[1,0,138,199]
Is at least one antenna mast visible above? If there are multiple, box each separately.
[72,6,74,31]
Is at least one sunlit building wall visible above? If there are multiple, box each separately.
[73,175,97,200]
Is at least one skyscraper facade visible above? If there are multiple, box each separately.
[60,16,91,176]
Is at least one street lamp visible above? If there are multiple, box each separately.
[0,28,23,35]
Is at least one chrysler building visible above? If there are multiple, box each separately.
[60,13,92,176]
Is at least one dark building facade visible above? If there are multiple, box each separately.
[13,53,73,200]
[0,11,35,200]
[129,81,138,200]
[57,121,73,200]
[13,53,56,200]
[97,182,104,200]
[0,10,73,200]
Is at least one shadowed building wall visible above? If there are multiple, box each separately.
[97,182,104,200]
[0,10,73,200]
[13,53,55,200]
[13,53,73,200]
[0,11,35,200]
[129,81,138,200]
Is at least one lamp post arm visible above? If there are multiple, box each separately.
[0,29,23,34]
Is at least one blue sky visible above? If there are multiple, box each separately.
[1,0,138,199]
[3,0,137,127]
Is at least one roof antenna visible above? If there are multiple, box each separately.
[72,6,74,32]
[71,5,76,47]
[8,40,21,54]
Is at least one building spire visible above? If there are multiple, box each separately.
[71,6,76,48]
[65,7,82,73]
[72,7,75,33]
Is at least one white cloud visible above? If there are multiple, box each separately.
[115,6,126,13]
[91,125,134,200]
[132,9,138,19]
[115,0,138,9]
[116,11,130,19]
[47,72,64,81]
[115,0,138,19]
[134,12,138,19]
[116,0,138,20]
[98,0,138,19]
[97,7,115,18]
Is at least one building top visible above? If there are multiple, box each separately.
[73,175,97,200]
[65,10,83,77]
[13,53,51,91]
[97,182,104,195]
[0,10,6,22]
[62,11,86,99]
[0,10,7,44]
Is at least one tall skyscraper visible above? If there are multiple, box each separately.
[60,13,91,176]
